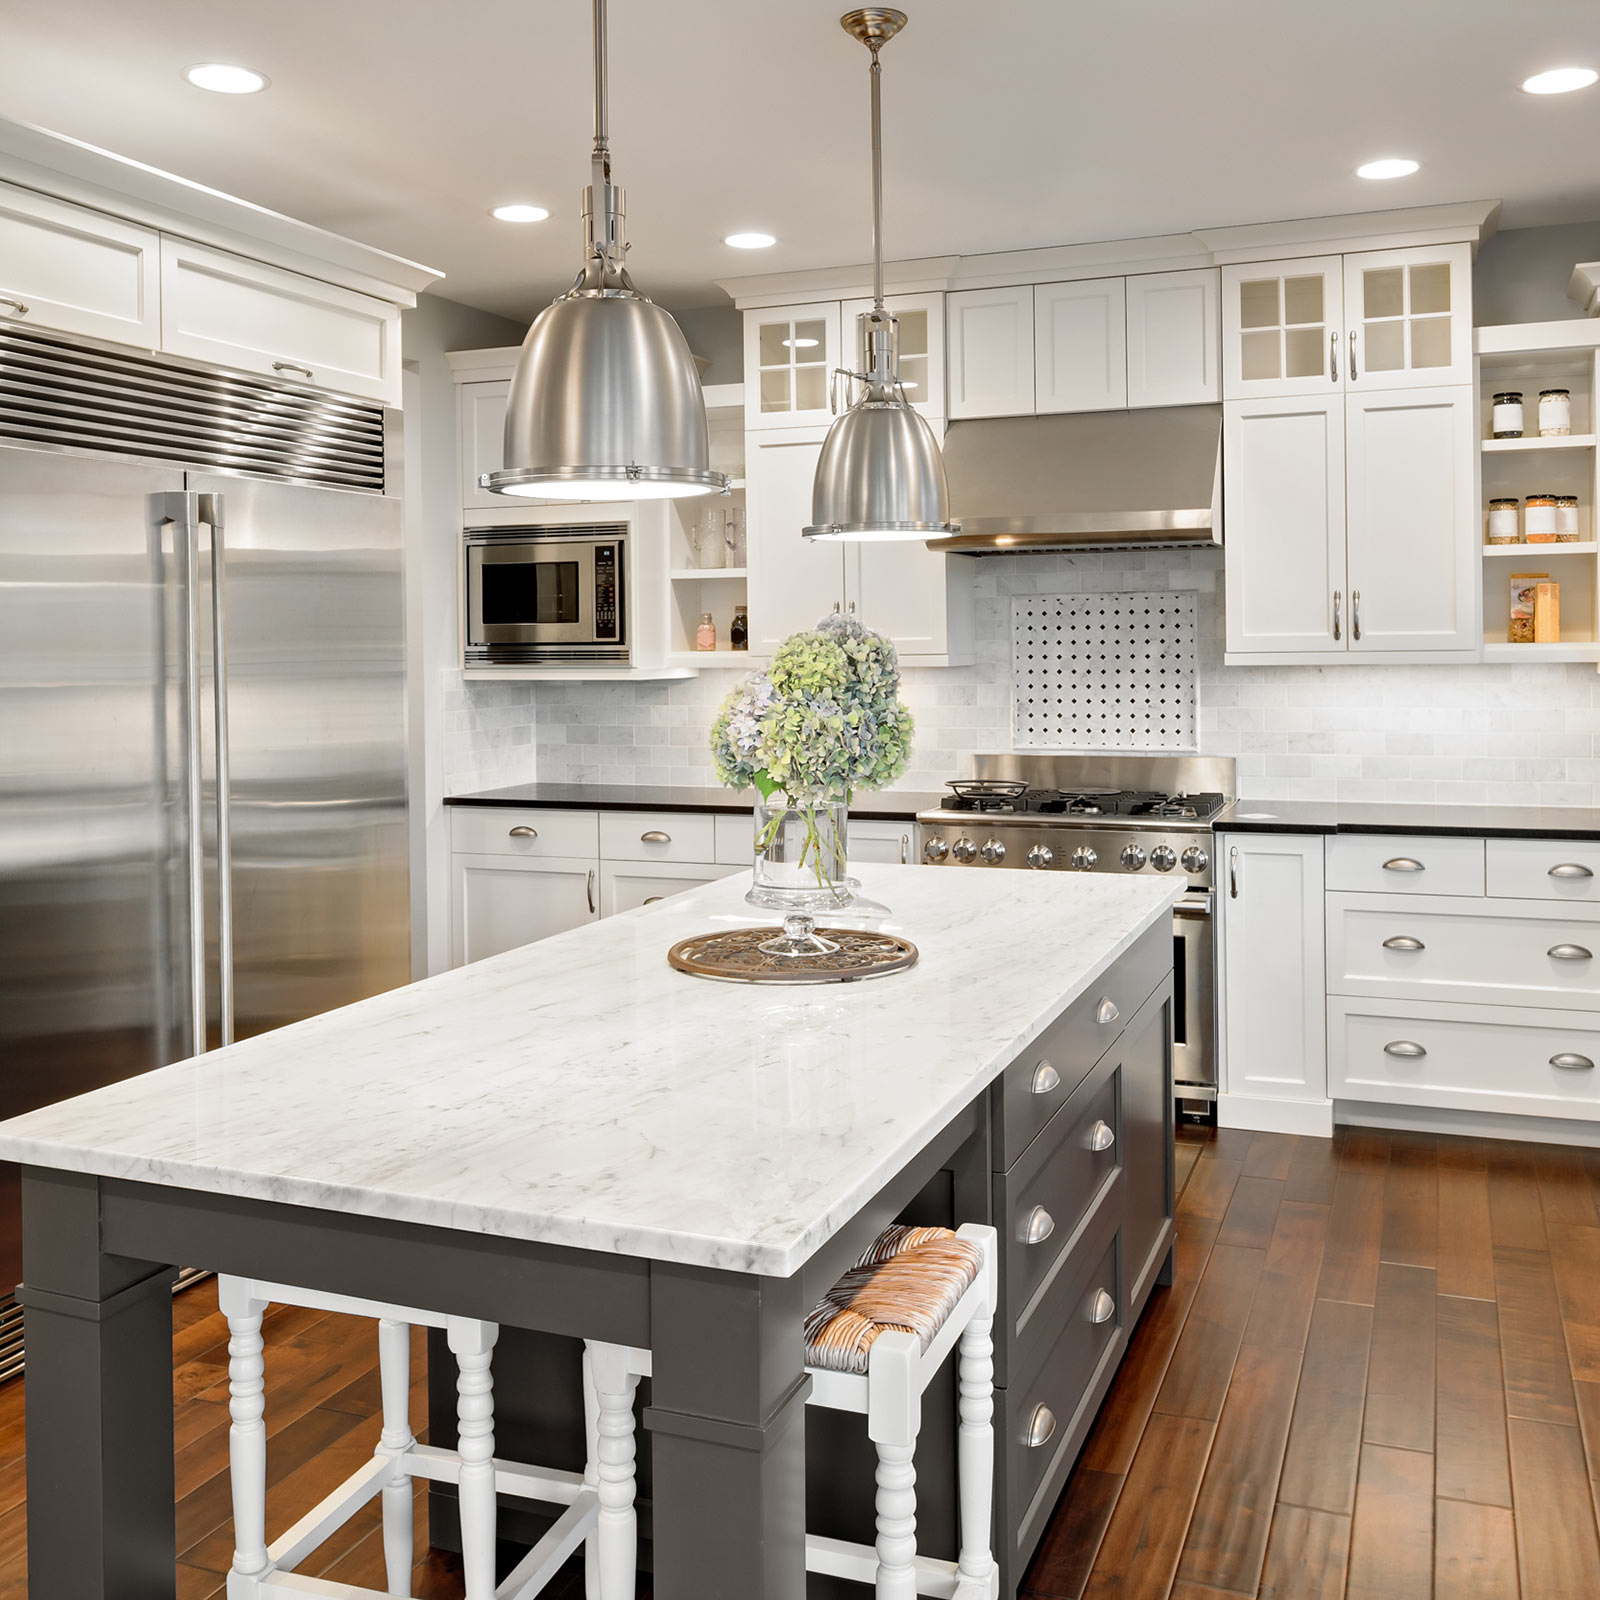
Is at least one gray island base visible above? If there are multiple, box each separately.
[0,865,1179,1599]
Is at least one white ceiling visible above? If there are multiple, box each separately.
[4,0,1600,319]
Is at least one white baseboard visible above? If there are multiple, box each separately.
[1217,1093,1334,1138]
[1335,1098,1600,1148]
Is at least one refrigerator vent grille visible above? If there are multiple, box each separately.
[0,325,385,491]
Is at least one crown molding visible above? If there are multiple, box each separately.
[1195,200,1501,263]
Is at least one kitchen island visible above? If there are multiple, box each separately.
[0,864,1181,1600]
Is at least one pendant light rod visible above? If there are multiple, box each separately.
[592,0,609,172]
[869,42,884,313]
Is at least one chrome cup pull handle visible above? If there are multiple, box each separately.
[1549,944,1593,962]
[1087,1288,1116,1325]
[1551,1052,1595,1071]
[1029,1061,1061,1095]
[1384,1040,1427,1059]
[1021,1206,1055,1246]
[1550,863,1595,879]
[1095,997,1119,1025]
[1025,1403,1057,1449]
[640,830,672,843]
[1383,936,1425,951]
[1383,857,1425,873]
[509,825,538,838]
[1087,1119,1116,1153]
[643,896,665,905]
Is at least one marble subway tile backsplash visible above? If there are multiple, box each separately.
[444,550,1600,807]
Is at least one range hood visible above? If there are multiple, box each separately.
[928,404,1222,553]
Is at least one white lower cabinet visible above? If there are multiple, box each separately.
[848,819,919,865]
[600,860,739,917]
[451,854,597,966]
[1217,833,1331,1134]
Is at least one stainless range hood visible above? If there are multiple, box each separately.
[928,404,1222,553]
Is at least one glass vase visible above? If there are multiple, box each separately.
[746,800,858,953]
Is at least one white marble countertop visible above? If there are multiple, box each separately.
[0,865,1182,1276]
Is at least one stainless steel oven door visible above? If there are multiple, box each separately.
[1173,891,1215,1095]
[467,538,598,647]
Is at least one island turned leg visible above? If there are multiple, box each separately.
[644,1262,810,1600]
[17,1168,177,1599]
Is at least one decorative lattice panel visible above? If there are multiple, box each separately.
[1012,592,1198,751]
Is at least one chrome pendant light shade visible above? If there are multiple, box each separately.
[486,0,727,502]
[804,9,957,542]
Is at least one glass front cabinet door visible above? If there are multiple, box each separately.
[743,301,843,430]
[1222,256,1344,401]
[1341,244,1472,391]
[841,291,945,417]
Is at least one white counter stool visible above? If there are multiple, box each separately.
[217,1274,649,1600]
[803,1222,999,1600]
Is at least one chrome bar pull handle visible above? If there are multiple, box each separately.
[1087,1119,1116,1153]
[1029,1061,1061,1095]
[640,830,672,843]
[1549,944,1593,961]
[1384,1040,1427,1059]
[1087,1288,1117,1325]
[509,825,538,838]
[272,360,314,380]
[1329,330,1338,383]
[1383,858,1425,873]
[586,868,596,914]
[1021,1206,1055,1246]
[1025,1404,1056,1449]
[900,832,909,865]
[1383,936,1425,952]
[1351,589,1362,643]
[0,296,28,316]
[1332,589,1341,641]
[1229,844,1239,899]
[1550,863,1594,879]
[199,492,234,1047]
[1551,1052,1595,1071]
[1349,328,1359,381]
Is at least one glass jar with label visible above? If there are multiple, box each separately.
[1486,498,1521,544]
[1492,392,1524,439]
[1556,495,1581,542]
[1540,389,1572,437]
[1525,493,1559,543]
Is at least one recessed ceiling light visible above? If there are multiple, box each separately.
[184,62,268,94]
[491,204,550,223]
[724,232,776,249]
[1356,158,1420,180]
[1522,66,1598,95]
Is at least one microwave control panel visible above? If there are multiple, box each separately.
[595,543,621,642]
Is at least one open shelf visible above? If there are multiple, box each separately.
[1482,641,1600,663]
[1482,541,1598,558]
[666,649,753,669]
[1481,434,1596,453]
[671,567,748,581]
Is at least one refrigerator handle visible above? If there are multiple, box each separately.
[199,492,235,1047]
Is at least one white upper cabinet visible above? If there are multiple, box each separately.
[1224,396,1346,655]
[1222,256,1343,401]
[946,285,1034,418]
[1033,277,1127,414]
[1343,386,1475,652]
[1125,268,1220,408]
[0,180,160,348]
[1342,244,1472,391]
[840,291,945,416]
[160,237,402,404]
[744,301,842,430]
[459,378,510,512]
[744,427,846,652]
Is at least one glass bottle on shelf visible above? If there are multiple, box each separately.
[730,606,749,650]
[695,612,717,651]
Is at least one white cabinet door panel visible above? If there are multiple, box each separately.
[1223,396,1345,654]
[1344,385,1475,653]
[946,286,1034,418]
[1126,268,1220,408]
[1343,244,1472,391]
[744,301,842,430]
[450,854,597,965]
[1487,839,1600,903]
[1221,256,1343,401]
[600,860,736,916]
[745,428,846,653]
[1034,278,1126,414]
[0,181,160,347]
[160,237,401,403]
[848,819,918,865]
[460,379,510,511]
[599,810,718,864]
[1325,833,1485,897]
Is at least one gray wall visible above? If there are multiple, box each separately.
[401,293,528,976]
[668,305,743,385]
[1474,220,1600,325]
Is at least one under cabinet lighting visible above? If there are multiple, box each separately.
[1356,158,1420,180]
[184,63,268,94]
[1522,67,1598,94]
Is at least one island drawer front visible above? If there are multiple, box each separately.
[999,1044,1121,1334]
[450,807,599,860]
[714,811,754,866]
[1325,834,1485,897]
[1329,995,1600,1120]
[1005,1211,1124,1551]
[1487,838,1600,903]
[1326,892,1600,1012]
[995,920,1168,1169]
[599,810,718,864]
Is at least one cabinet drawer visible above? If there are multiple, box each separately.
[160,237,401,404]
[995,920,1169,1168]
[1325,834,1484,897]
[600,860,735,916]
[1487,838,1600,903]
[1327,892,1600,1012]
[450,807,599,860]
[1329,995,1600,1120]
[599,810,717,864]
[846,817,917,866]
[715,810,754,867]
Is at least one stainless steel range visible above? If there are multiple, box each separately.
[916,755,1234,1108]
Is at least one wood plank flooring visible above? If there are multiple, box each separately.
[1020,1124,1600,1599]
[2,1123,1599,1598]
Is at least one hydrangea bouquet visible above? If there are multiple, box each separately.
[710,612,914,904]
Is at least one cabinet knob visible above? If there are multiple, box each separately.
[1549,944,1593,962]
[1087,1288,1117,1326]
[1382,858,1425,873]
[509,825,538,838]
[1552,1053,1595,1071]
[1550,863,1594,879]
[640,830,672,844]
[1382,936,1425,952]
[1024,1403,1057,1449]
[1383,1040,1427,1059]
[1095,997,1119,1025]
[1021,1206,1055,1246]
[1087,1119,1116,1153]
[1029,1061,1061,1095]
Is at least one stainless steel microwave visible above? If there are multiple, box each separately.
[464,525,627,665]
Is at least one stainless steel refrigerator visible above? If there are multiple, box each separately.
[0,327,409,1368]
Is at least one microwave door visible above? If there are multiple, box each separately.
[469,543,597,646]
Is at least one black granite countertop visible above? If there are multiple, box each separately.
[443,782,945,822]
[1217,798,1600,841]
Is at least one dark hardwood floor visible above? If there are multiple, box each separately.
[2,1123,1598,1597]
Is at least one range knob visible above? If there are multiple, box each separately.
[980,837,1006,864]
[1026,844,1054,870]
[1180,845,1210,874]
[1069,845,1098,872]
[1120,844,1147,871]
[951,836,978,863]
[924,835,949,863]
[1149,844,1177,872]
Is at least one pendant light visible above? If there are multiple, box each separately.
[804,9,957,542]
[486,0,727,502]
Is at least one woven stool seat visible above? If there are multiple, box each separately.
[805,1224,985,1375]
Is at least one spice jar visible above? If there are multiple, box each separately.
[1525,493,1558,543]
[1492,392,1524,439]
[695,611,717,651]
[1540,389,1572,437]
[1486,498,1521,544]
[1556,495,1581,542]
[730,605,749,650]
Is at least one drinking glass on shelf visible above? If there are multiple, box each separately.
[690,506,725,569]
[724,504,747,567]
